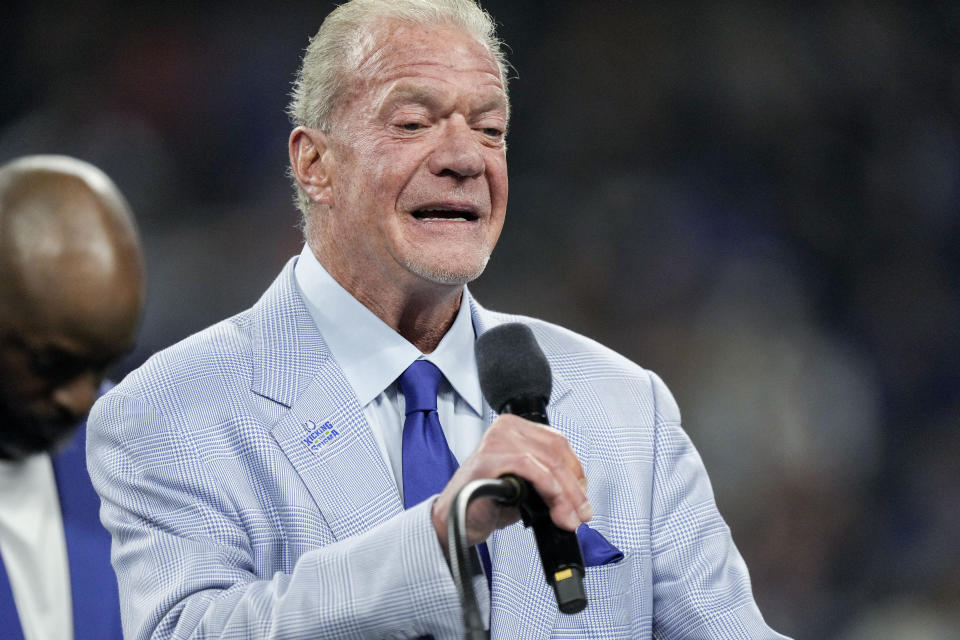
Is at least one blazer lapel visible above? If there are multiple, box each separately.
[249,257,329,409]
[269,360,403,540]
[253,258,402,539]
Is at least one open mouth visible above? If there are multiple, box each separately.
[411,207,479,222]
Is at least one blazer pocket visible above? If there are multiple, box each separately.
[554,553,634,637]
[583,552,631,602]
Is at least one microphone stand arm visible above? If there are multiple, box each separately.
[447,477,523,640]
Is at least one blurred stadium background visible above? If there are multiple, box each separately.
[2,1,958,637]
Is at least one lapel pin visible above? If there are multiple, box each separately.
[302,421,341,452]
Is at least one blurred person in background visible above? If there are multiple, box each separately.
[87,0,787,638]
[0,154,145,640]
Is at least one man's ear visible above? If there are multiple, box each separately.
[289,126,333,205]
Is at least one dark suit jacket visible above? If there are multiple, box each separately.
[0,416,122,640]
[52,419,123,639]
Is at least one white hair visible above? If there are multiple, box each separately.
[287,0,511,220]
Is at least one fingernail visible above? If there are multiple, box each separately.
[578,500,593,522]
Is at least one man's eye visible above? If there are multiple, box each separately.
[482,127,504,138]
[401,122,423,131]
[29,352,59,375]
[30,351,88,381]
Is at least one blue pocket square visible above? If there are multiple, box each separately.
[577,523,624,567]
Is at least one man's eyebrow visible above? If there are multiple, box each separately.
[380,84,508,116]
[381,85,446,111]
[471,94,508,117]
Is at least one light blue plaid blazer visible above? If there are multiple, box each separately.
[88,257,788,639]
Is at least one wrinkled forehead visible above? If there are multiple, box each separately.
[363,20,499,70]
[343,19,506,101]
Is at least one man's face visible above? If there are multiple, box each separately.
[0,282,138,460]
[312,22,509,294]
[0,330,101,459]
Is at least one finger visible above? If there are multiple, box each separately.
[435,416,591,544]
[486,417,590,520]
[505,450,587,532]
[494,415,586,488]
[542,446,593,525]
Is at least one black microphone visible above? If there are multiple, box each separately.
[475,323,587,614]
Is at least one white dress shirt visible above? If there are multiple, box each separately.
[293,244,490,503]
[0,452,73,640]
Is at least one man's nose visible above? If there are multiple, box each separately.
[427,117,485,178]
[51,371,100,421]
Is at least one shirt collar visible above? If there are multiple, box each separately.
[293,245,484,415]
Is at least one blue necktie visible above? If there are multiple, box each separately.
[400,360,459,508]
[399,360,492,583]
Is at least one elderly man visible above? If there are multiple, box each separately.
[0,155,145,640]
[89,1,787,638]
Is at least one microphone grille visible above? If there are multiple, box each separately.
[475,323,552,412]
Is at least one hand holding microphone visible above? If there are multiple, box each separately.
[431,323,591,614]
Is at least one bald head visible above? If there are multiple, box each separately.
[0,155,145,460]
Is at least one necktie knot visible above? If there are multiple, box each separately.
[398,360,442,414]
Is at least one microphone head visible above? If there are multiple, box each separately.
[475,323,552,413]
